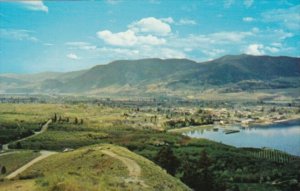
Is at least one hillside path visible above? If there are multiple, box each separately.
[5,150,57,179]
[2,119,52,151]
[101,150,141,177]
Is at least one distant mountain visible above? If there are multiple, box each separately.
[1,54,299,97]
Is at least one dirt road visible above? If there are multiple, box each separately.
[101,150,141,177]
[6,150,57,179]
[2,119,51,151]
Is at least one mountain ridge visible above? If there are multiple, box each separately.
[1,54,299,97]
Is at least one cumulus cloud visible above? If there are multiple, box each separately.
[0,29,38,42]
[19,1,48,12]
[243,17,254,22]
[67,53,80,60]
[245,44,264,55]
[262,5,300,30]
[97,29,165,46]
[66,42,97,50]
[129,17,171,36]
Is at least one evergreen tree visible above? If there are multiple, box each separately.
[74,117,78,124]
[1,166,6,174]
[154,146,180,176]
[53,113,57,122]
[182,150,220,191]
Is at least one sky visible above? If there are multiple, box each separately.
[0,0,299,73]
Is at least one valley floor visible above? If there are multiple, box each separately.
[0,101,299,191]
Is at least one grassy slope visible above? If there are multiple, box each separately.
[0,151,40,178]
[7,144,189,191]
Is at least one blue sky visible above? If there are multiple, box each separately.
[0,0,299,73]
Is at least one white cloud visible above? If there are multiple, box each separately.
[160,17,174,24]
[265,46,279,53]
[98,47,139,57]
[262,5,300,31]
[243,17,254,22]
[224,0,234,8]
[67,53,80,60]
[178,19,197,25]
[66,42,97,50]
[156,48,186,58]
[0,29,38,42]
[97,29,165,46]
[244,0,254,8]
[202,49,225,57]
[43,43,54,46]
[96,46,185,60]
[245,44,264,55]
[129,17,171,36]
[206,31,253,43]
[19,1,48,12]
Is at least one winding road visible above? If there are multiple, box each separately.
[2,119,52,151]
[101,149,148,187]
[6,151,57,179]
[1,119,56,179]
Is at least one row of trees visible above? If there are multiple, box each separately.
[52,113,84,125]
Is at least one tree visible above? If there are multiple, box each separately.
[53,113,57,122]
[16,142,22,149]
[181,150,222,191]
[74,117,78,124]
[154,146,180,176]
[1,166,6,174]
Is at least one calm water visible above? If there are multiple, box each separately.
[184,119,300,156]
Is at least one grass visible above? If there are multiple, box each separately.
[0,151,40,178]
[0,179,36,191]
[15,144,189,191]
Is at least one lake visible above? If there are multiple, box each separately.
[184,119,300,156]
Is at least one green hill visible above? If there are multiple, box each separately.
[1,144,190,191]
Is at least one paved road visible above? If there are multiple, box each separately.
[2,119,52,151]
[5,151,57,179]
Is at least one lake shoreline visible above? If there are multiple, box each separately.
[167,116,300,133]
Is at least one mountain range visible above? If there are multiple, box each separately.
[1,54,300,99]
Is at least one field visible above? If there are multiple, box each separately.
[0,102,299,191]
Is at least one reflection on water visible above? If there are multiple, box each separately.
[184,120,300,156]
